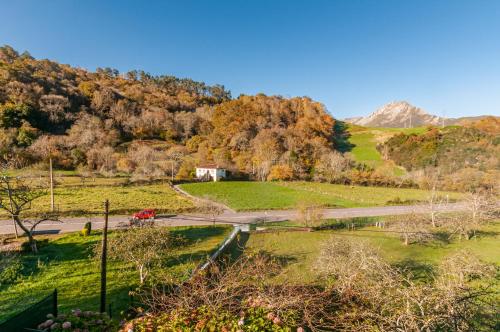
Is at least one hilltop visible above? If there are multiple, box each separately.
[345,101,494,128]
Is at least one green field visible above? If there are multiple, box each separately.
[348,126,427,175]
[246,220,500,284]
[0,183,194,218]
[0,226,230,323]
[179,181,462,211]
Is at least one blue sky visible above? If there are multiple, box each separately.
[1,0,499,118]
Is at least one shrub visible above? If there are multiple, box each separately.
[267,164,294,181]
[122,306,296,331]
[38,310,117,331]
[81,221,92,236]
[0,252,23,285]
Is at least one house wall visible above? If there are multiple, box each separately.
[196,168,226,181]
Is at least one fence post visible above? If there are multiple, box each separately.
[53,289,58,318]
[100,200,109,313]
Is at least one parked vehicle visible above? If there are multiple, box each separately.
[130,209,156,226]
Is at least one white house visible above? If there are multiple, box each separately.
[195,164,226,182]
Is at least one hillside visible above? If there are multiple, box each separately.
[379,119,499,191]
[0,45,340,181]
[347,125,426,175]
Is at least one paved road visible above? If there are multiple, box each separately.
[0,202,467,235]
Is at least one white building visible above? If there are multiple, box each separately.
[195,164,226,182]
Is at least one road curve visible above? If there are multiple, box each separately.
[0,202,467,235]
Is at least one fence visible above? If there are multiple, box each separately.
[193,224,247,275]
[0,289,57,332]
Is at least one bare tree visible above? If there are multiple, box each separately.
[315,237,499,331]
[296,202,324,227]
[94,225,177,284]
[427,185,446,227]
[313,151,350,183]
[445,191,498,240]
[139,252,330,331]
[0,175,58,253]
[386,214,432,245]
[198,199,224,226]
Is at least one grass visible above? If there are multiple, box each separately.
[0,183,195,218]
[347,126,427,175]
[179,181,462,211]
[0,225,231,323]
[246,220,500,284]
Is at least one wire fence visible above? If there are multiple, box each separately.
[0,289,57,332]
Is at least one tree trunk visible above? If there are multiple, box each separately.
[12,215,38,253]
[28,233,38,254]
[139,265,145,284]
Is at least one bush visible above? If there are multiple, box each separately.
[0,252,23,285]
[122,306,296,331]
[81,221,92,236]
[38,310,117,331]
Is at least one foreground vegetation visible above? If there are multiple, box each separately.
[180,181,462,211]
[247,219,500,284]
[0,226,230,323]
[126,219,499,331]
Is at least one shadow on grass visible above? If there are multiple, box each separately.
[171,226,227,245]
[13,237,100,280]
[393,258,435,282]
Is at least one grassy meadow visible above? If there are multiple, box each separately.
[347,126,427,175]
[0,183,194,218]
[246,220,500,284]
[179,181,462,211]
[0,225,230,323]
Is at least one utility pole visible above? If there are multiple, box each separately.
[171,160,174,182]
[6,179,19,239]
[49,157,55,212]
[100,199,109,313]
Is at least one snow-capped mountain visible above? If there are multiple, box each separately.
[345,101,445,128]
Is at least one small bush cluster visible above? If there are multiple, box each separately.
[81,221,92,236]
[0,252,23,285]
[37,310,116,331]
[122,306,298,331]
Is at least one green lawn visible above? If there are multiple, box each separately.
[348,126,427,175]
[246,220,500,284]
[179,181,462,211]
[0,184,195,218]
[0,226,230,323]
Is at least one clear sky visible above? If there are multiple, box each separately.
[1,0,499,119]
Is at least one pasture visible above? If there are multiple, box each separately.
[0,183,194,218]
[347,126,427,174]
[0,225,230,323]
[179,181,462,211]
[246,219,500,284]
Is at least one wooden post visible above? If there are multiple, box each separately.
[100,200,109,313]
[171,160,174,182]
[53,289,58,318]
[49,157,55,212]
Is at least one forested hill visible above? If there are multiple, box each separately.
[0,45,340,180]
[379,118,500,191]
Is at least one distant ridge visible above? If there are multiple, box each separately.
[345,101,496,128]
